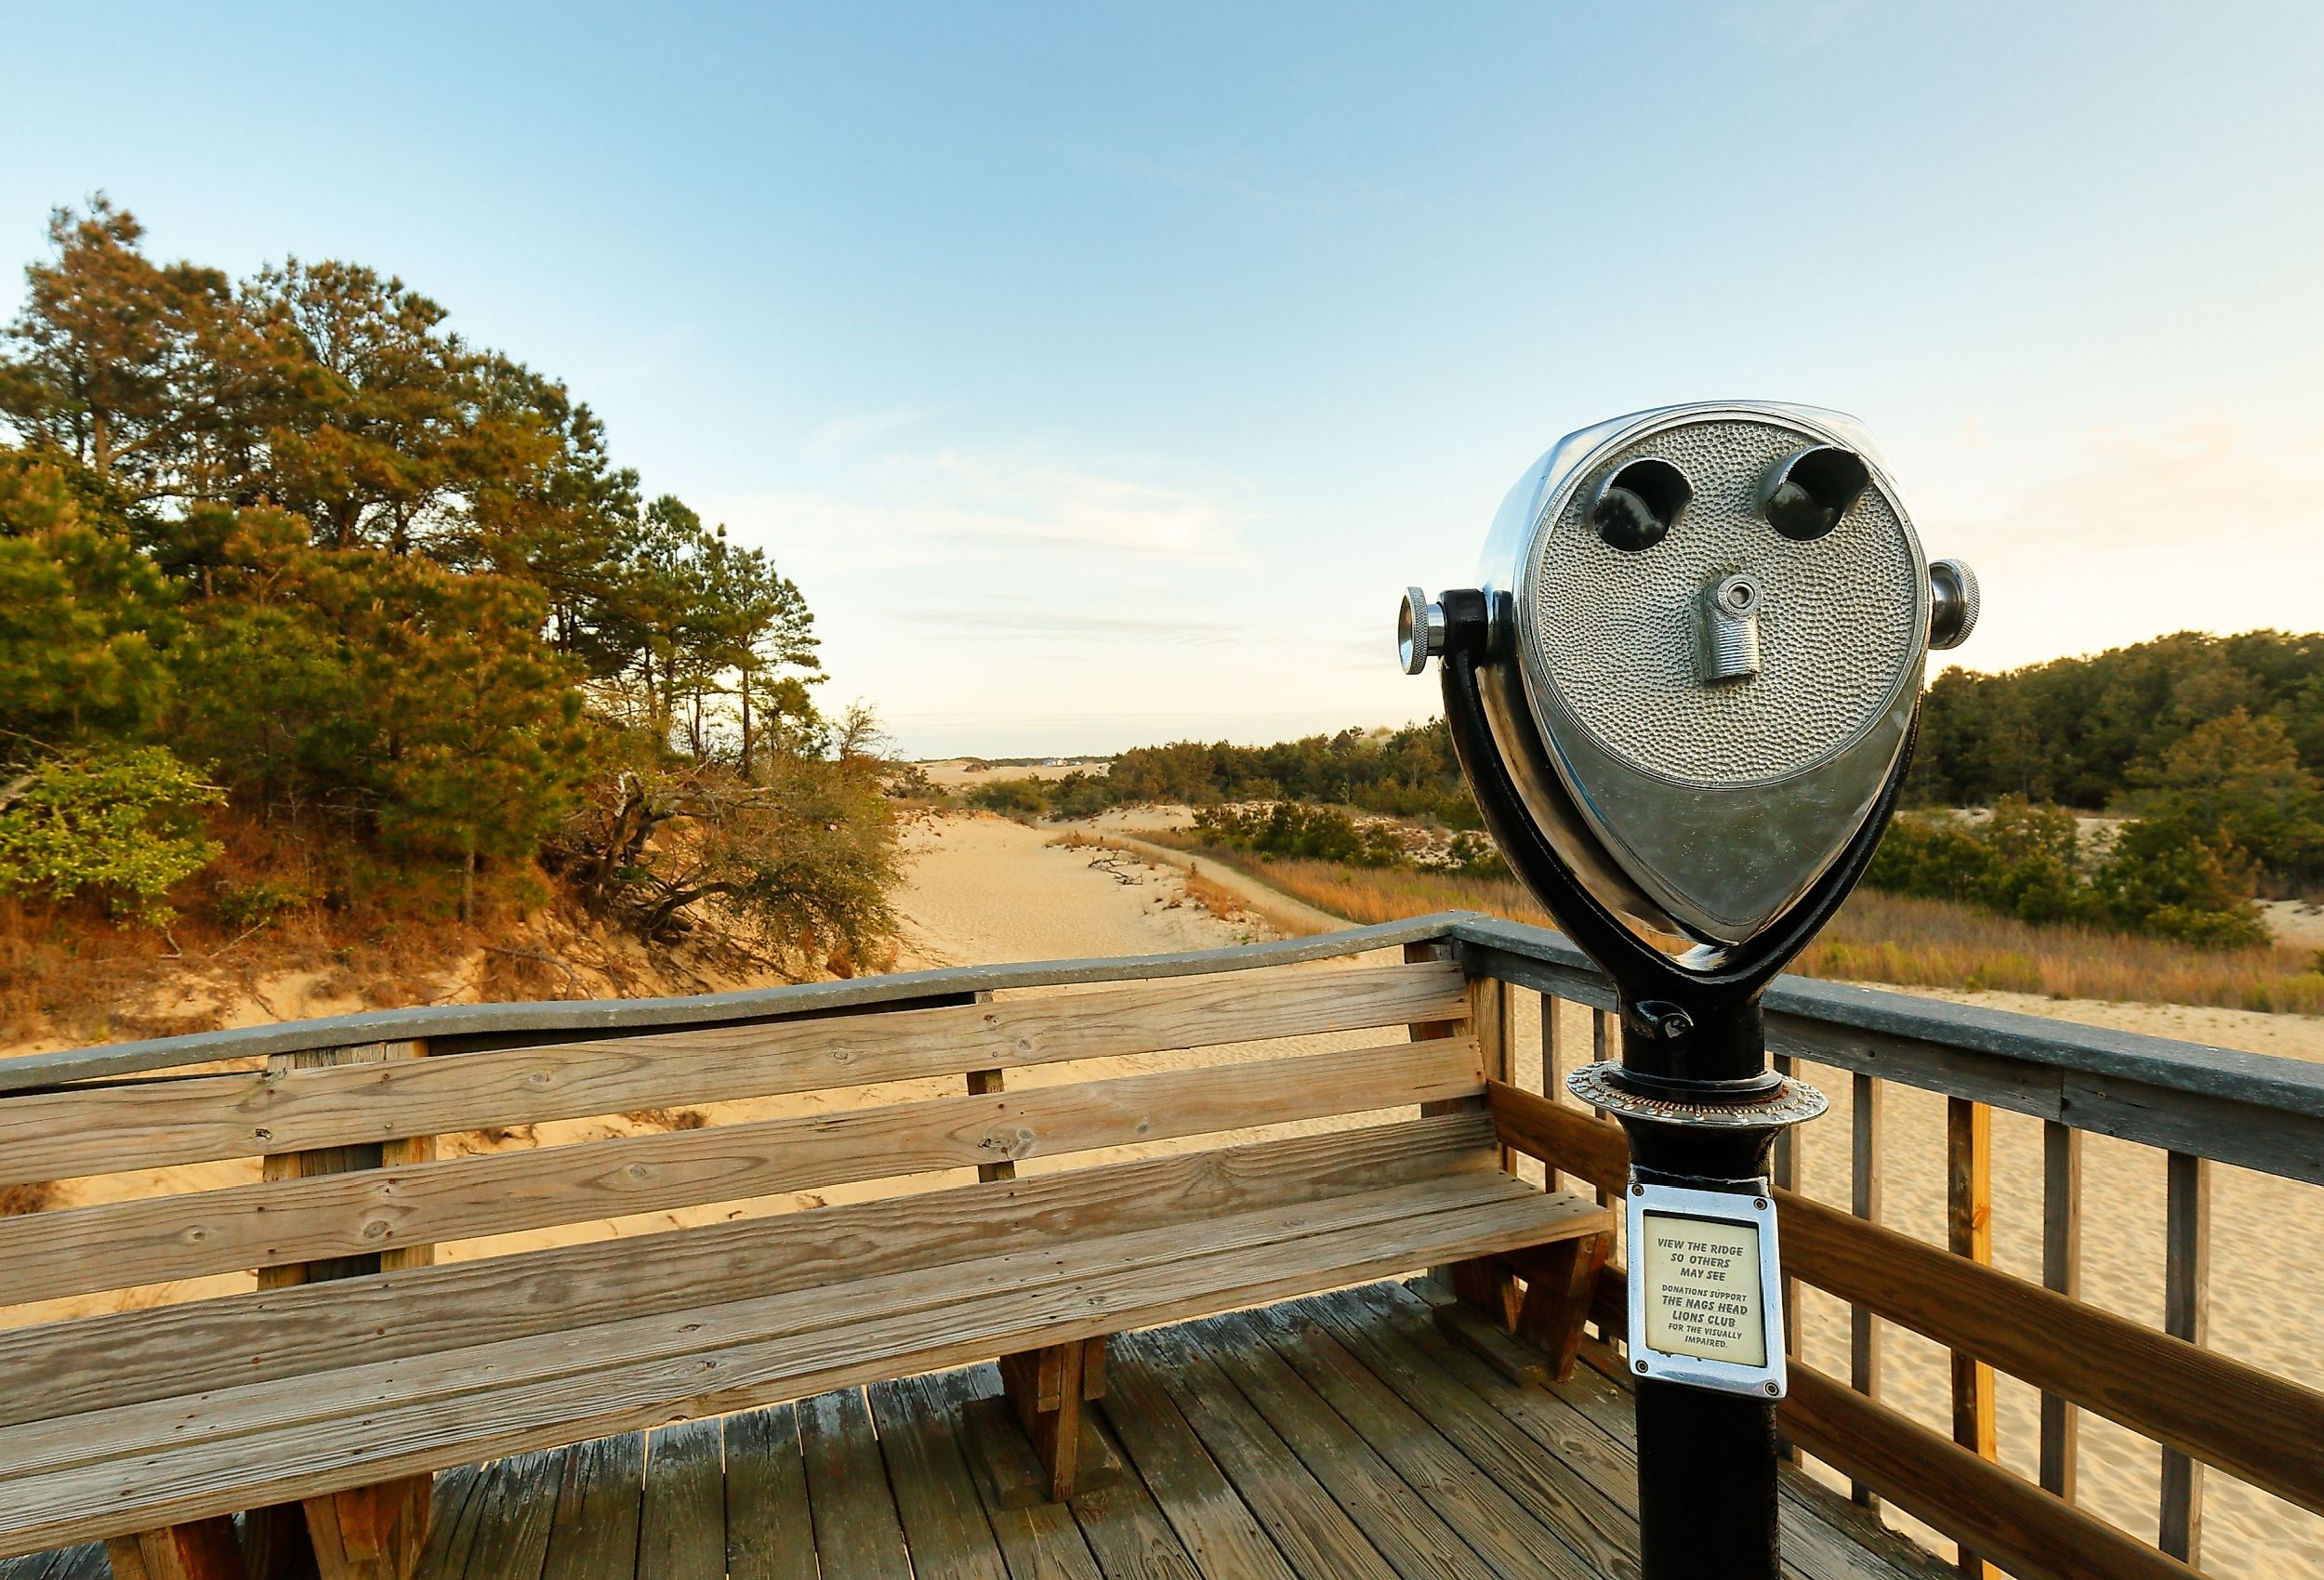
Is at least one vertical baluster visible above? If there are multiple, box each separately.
[1850,1071,1883,1509]
[264,1040,436,1580]
[1591,1007,1613,1207]
[1590,1007,1619,1329]
[2160,1151,2210,1564]
[1947,1097,1997,1580]
[1771,1051,1802,1466]
[967,994,1014,1192]
[2040,1120,2082,1504]
[1541,990,1569,1192]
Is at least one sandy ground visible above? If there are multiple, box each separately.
[887,812,1271,968]
[10,808,2320,1573]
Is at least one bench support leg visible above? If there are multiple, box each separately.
[1512,1231,1613,1382]
[1431,1231,1613,1387]
[300,1476,432,1580]
[1444,1257,1522,1330]
[998,1336,1111,1504]
[106,1519,245,1580]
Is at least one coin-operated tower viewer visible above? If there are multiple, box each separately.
[1395,402,1979,1580]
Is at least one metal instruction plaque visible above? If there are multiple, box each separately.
[1625,1178,1787,1398]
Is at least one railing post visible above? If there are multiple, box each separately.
[278,1040,435,1580]
[966,991,1014,1184]
[112,1038,438,1580]
[1946,1097,1997,1580]
[2040,1120,2081,1504]
[2160,1150,2210,1565]
[971,988,1110,1502]
[1849,1071,1882,1510]
[1772,1051,1802,1467]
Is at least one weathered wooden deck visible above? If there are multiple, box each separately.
[7,1283,1939,1580]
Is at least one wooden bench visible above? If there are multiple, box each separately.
[0,950,1610,1577]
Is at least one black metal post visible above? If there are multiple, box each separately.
[1614,993,1786,1580]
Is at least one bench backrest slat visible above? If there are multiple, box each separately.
[0,960,1464,1186]
[0,1035,1483,1306]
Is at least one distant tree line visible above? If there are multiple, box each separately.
[0,198,894,964]
[965,630,2324,948]
[1914,630,2323,810]
[1003,724,1483,828]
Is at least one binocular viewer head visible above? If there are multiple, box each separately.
[1401,402,1977,955]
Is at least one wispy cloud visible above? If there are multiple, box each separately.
[712,442,1259,574]
[803,407,930,458]
[1941,417,2324,549]
[900,605,1237,645]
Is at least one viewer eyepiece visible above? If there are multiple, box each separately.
[1591,458,1692,552]
[1759,445,1870,541]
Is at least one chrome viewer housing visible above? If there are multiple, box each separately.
[1400,402,1976,950]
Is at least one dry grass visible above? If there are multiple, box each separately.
[625,1107,708,1131]
[1806,890,2324,1012]
[1171,844,2324,1015]
[0,1182,56,1217]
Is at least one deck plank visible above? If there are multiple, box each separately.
[1176,1315,1502,1580]
[1236,1303,1592,1580]
[724,1406,815,1580]
[1300,1290,1639,1580]
[1095,1340,1296,1580]
[1365,1283,1950,1580]
[865,1376,1007,1580]
[0,1545,99,1580]
[235,1281,1953,1580]
[799,1389,914,1579]
[1112,1329,1399,1580]
[1067,1414,1204,1580]
[456,1449,561,1580]
[640,1419,725,1580]
[541,1433,644,1580]
[943,1369,1104,1580]
[414,1462,491,1580]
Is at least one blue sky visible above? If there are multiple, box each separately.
[7,3,2321,755]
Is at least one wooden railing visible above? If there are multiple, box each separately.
[4,909,2318,1580]
[1454,914,2324,1580]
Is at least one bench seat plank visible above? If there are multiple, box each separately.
[0,1115,1499,1433]
[0,1169,1606,1554]
[3,1168,1554,1484]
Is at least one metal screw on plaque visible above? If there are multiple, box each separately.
[1394,402,1978,1580]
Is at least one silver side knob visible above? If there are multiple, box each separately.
[1397,586,1446,675]
[1928,559,1981,650]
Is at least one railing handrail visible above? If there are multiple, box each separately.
[0,913,1475,1094]
[11,907,2322,1180]
[1451,915,2324,1116]
[1451,915,2324,1187]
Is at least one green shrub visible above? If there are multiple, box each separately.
[966,777,1050,817]
[1868,796,2268,949]
[0,747,223,925]
[211,877,312,930]
[1045,772,1114,821]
